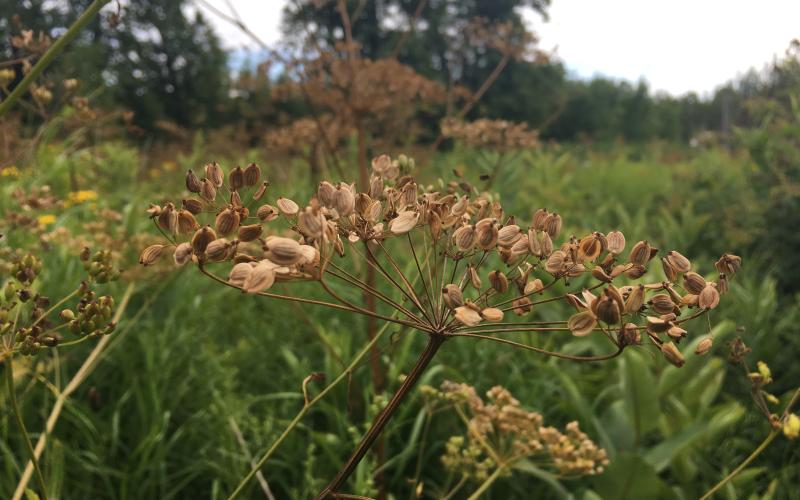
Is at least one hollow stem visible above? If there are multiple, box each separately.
[5,356,49,499]
[316,333,447,499]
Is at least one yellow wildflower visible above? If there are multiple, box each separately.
[38,214,57,226]
[757,361,772,384]
[67,190,99,206]
[1,166,20,177]
[784,413,800,440]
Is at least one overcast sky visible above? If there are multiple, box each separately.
[196,0,800,97]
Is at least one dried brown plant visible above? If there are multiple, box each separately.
[141,154,741,499]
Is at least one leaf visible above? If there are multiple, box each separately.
[512,459,572,499]
[24,490,41,500]
[593,452,676,500]
[620,349,660,439]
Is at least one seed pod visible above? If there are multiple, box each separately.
[454,306,482,326]
[191,226,216,254]
[717,274,729,295]
[523,278,544,296]
[243,163,261,186]
[389,210,419,234]
[229,166,244,191]
[481,307,504,322]
[545,250,566,275]
[369,175,384,199]
[568,310,597,336]
[139,244,165,266]
[317,181,336,206]
[182,198,203,214]
[205,238,230,262]
[619,322,641,346]
[661,257,678,282]
[532,208,549,230]
[624,264,647,279]
[299,210,325,239]
[335,187,356,217]
[691,336,713,355]
[158,203,177,233]
[257,204,278,222]
[205,162,224,187]
[715,253,742,277]
[683,271,706,295]
[512,297,533,315]
[186,169,204,193]
[243,261,276,294]
[201,178,217,202]
[629,240,651,266]
[173,242,193,266]
[593,295,621,324]
[400,181,417,207]
[215,208,240,236]
[539,231,553,257]
[578,234,603,262]
[451,196,469,217]
[667,325,687,341]
[660,342,685,367]
[228,262,253,286]
[543,213,562,238]
[606,230,626,254]
[666,251,691,274]
[265,237,302,265]
[497,225,521,248]
[146,204,161,218]
[475,219,498,250]
[649,293,675,315]
[646,316,670,333]
[698,283,720,309]
[277,197,299,216]
[468,266,481,289]
[442,284,464,310]
[253,182,269,201]
[592,266,612,282]
[488,270,509,293]
[238,224,263,242]
[177,210,199,234]
[453,225,476,251]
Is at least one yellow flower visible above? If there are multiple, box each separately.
[1,166,20,177]
[784,413,800,440]
[67,190,99,206]
[757,361,772,384]
[38,214,56,226]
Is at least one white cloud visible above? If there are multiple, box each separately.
[199,0,800,96]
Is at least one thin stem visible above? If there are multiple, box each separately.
[467,465,506,500]
[699,430,778,500]
[407,234,436,321]
[226,320,397,500]
[0,0,110,117]
[448,332,624,362]
[316,334,447,499]
[5,356,49,499]
[375,240,435,326]
[30,287,80,329]
[326,264,423,324]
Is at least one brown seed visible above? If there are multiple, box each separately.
[257,204,278,222]
[698,283,720,309]
[442,284,464,310]
[157,203,176,233]
[173,242,193,266]
[683,271,706,295]
[229,166,244,191]
[277,197,299,216]
[177,210,199,234]
[243,261,276,293]
[369,175,384,199]
[650,293,675,315]
[695,337,713,355]
[661,257,678,282]
[543,213,562,238]
[527,229,542,256]
[578,234,603,262]
[488,270,509,293]
[453,225,476,251]
[215,208,240,236]
[646,316,670,333]
[532,208,549,230]
[715,253,742,277]
[512,296,533,315]
[593,295,621,324]
[238,224,263,242]
[481,307,504,322]
[606,230,626,254]
[660,342,685,367]
[681,293,699,307]
[243,163,261,186]
[475,219,499,250]
[317,181,336,206]
[545,250,567,275]
[264,237,302,265]
[299,210,325,239]
[619,322,641,346]
[201,178,217,202]
[389,210,419,234]
[334,185,356,216]
[182,198,203,214]
[624,264,647,279]
[205,238,230,262]
[228,262,253,287]
[252,182,269,201]
[205,162,224,187]
[667,325,687,341]
[185,170,202,193]
[523,278,544,296]
[629,240,651,266]
[139,244,165,266]
[592,266,612,282]
[568,310,597,336]
[468,266,482,289]
[191,226,216,254]
[497,225,521,248]
[666,251,691,273]
[454,306,482,326]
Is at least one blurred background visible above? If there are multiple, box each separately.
[1,0,799,498]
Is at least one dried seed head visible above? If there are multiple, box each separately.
[592,266,612,282]
[369,175,384,199]
[389,210,419,235]
[317,181,336,206]
[568,310,597,336]
[468,266,482,289]
[238,224,263,242]
[666,251,691,274]
[661,257,678,282]
[299,210,326,240]
[185,170,202,193]
[243,261,276,293]
[243,163,261,186]
[205,162,224,187]
[497,225,521,248]
[442,284,464,310]
[191,226,216,254]
[488,270,509,293]
[158,203,177,233]
[146,204,161,218]
[201,178,217,202]
[139,244,165,266]
[660,342,685,367]
[182,198,203,214]
[629,240,651,266]
[646,316,670,333]
[717,274,729,295]
[475,219,499,250]
[606,230,626,254]
[257,204,278,222]
[539,231,553,257]
[481,307,504,322]
[593,295,620,325]
[451,196,469,217]
[543,213,562,238]
[619,322,641,346]
[545,250,567,275]
[215,208,240,236]
[512,296,533,315]
[454,306,482,326]
[277,197,300,216]
[173,242,193,266]
[649,293,675,315]
[698,283,720,309]
[177,210,199,234]
[715,253,742,277]
[524,278,544,295]
[453,225,476,251]
[252,182,269,201]
[683,271,706,295]
[578,234,603,262]
[532,208,549,230]
[624,264,647,279]
[228,262,253,287]
[228,166,244,191]
[205,238,231,262]
[334,185,356,216]
[264,237,302,265]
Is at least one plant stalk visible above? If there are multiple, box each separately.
[0,0,110,118]
[467,466,505,500]
[316,333,447,499]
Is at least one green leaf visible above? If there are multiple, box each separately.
[593,453,676,500]
[620,349,660,438]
